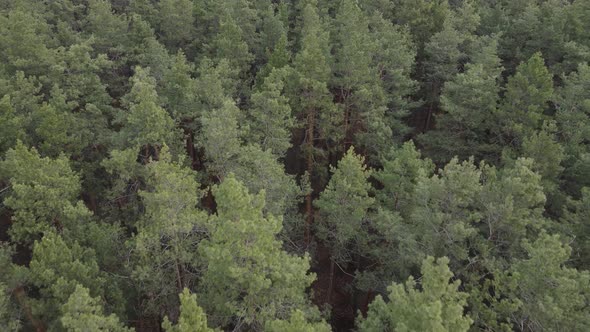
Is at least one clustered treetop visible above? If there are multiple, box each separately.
[1,1,590,331]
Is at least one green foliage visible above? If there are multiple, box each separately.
[61,284,131,332]
[424,18,465,96]
[420,37,503,163]
[500,52,554,143]
[28,233,110,330]
[554,63,590,196]
[33,102,79,158]
[505,233,590,331]
[0,283,20,331]
[374,141,434,216]
[0,96,24,154]
[158,0,195,51]
[247,67,294,156]
[208,12,254,94]
[256,32,290,86]
[368,13,417,139]
[199,175,315,329]
[0,9,56,77]
[315,147,374,264]
[161,51,197,124]
[198,99,242,179]
[233,145,299,217]
[0,142,91,245]
[162,289,214,332]
[331,0,391,157]
[563,188,590,269]
[479,158,547,259]
[290,1,340,155]
[390,0,449,49]
[130,147,207,316]
[85,0,128,54]
[118,66,178,150]
[409,157,482,265]
[358,256,472,332]
[522,121,564,196]
[265,310,331,332]
[1,1,589,331]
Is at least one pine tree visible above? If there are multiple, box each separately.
[60,285,131,332]
[130,147,207,316]
[522,121,565,211]
[158,0,195,52]
[85,0,128,55]
[374,141,434,217]
[117,66,178,157]
[198,93,298,217]
[265,310,331,332]
[257,2,289,69]
[500,52,554,145]
[357,142,435,289]
[409,157,482,267]
[290,1,338,244]
[315,147,374,265]
[161,51,197,124]
[554,63,590,197]
[0,96,25,155]
[314,147,374,302]
[198,99,242,179]
[358,256,472,332]
[49,40,112,113]
[0,142,92,246]
[162,289,214,332]
[0,283,20,331]
[208,11,254,96]
[28,233,114,331]
[420,37,503,163]
[0,9,56,78]
[506,233,590,331]
[390,0,449,50]
[233,145,299,217]
[422,16,466,130]
[246,67,294,156]
[479,158,547,260]
[563,188,590,269]
[255,31,290,87]
[199,175,315,330]
[331,0,391,159]
[194,58,236,112]
[367,13,417,140]
[128,0,159,29]
[32,97,80,158]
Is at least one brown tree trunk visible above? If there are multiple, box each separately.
[425,101,434,132]
[343,107,350,151]
[88,193,97,213]
[362,289,373,315]
[186,131,198,170]
[13,286,45,332]
[152,145,160,161]
[327,258,335,304]
[175,258,184,292]
[304,108,315,246]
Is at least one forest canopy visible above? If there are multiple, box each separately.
[1,0,590,331]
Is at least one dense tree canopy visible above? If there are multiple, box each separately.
[1,1,589,331]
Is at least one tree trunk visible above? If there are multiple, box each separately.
[362,289,373,315]
[186,131,198,170]
[174,258,184,292]
[327,258,335,304]
[13,286,45,332]
[304,108,315,246]
[425,101,434,132]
